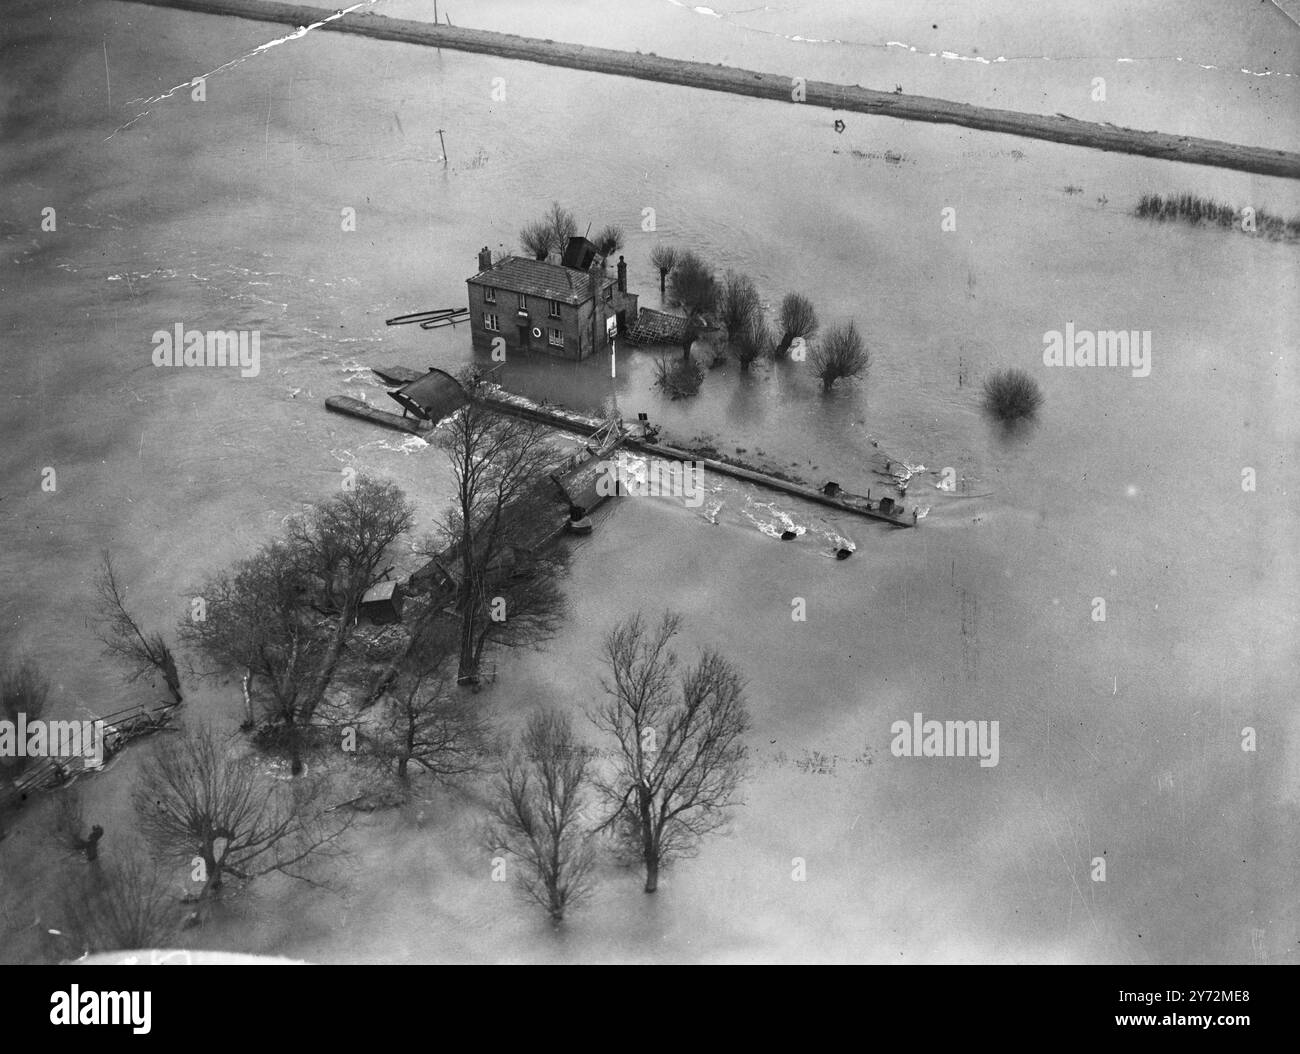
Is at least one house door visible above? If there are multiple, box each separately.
[517,324,530,351]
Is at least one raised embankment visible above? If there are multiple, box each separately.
[123,0,1300,180]
[474,388,914,527]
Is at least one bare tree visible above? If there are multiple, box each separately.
[718,271,761,343]
[132,723,350,903]
[649,244,679,297]
[363,598,457,705]
[590,612,751,893]
[653,353,705,399]
[0,828,54,957]
[488,709,597,923]
[94,551,182,706]
[284,475,415,622]
[731,316,771,371]
[55,847,178,955]
[374,649,491,786]
[1,657,49,784]
[773,292,818,360]
[286,476,415,721]
[543,201,577,252]
[180,539,320,772]
[520,220,554,261]
[181,476,413,772]
[593,224,625,266]
[437,374,568,685]
[810,320,871,391]
[667,250,719,358]
[717,273,768,370]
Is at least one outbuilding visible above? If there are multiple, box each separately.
[359,580,405,624]
[386,367,467,425]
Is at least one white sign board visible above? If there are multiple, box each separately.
[606,315,618,339]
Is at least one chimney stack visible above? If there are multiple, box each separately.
[616,255,627,293]
[477,245,492,272]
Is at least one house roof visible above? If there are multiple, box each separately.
[468,256,608,306]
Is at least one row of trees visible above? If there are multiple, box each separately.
[491,610,751,920]
[651,245,871,392]
[24,723,356,955]
[174,373,566,776]
[5,366,576,951]
[3,374,753,952]
[20,607,750,951]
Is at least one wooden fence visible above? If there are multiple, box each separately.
[0,700,181,813]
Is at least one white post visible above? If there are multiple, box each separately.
[610,337,619,419]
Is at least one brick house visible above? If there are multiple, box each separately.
[466,245,638,361]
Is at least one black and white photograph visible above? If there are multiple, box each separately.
[1,0,1295,999]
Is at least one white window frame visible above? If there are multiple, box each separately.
[483,313,500,332]
[549,299,562,318]
[548,328,564,347]
[484,286,497,304]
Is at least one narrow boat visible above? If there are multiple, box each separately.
[325,396,426,434]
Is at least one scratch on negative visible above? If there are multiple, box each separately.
[105,1,380,141]
[1267,1,1300,34]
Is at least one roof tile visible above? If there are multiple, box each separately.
[468,256,606,306]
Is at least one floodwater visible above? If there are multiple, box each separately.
[1,0,1297,963]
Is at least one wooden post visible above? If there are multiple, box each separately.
[436,128,447,163]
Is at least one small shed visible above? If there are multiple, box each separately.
[387,368,467,424]
[359,581,405,624]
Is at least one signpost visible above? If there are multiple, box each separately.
[607,314,618,378]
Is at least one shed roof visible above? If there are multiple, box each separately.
[468,256,608,306]
[361,581,401,604]
[387,367,467,422]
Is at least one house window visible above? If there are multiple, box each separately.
[603,285,612,303]
[484,286,497,304]
[517,292,527,311]
[549,299,561,318]
[483,313,500,332]
[548,328,564,348]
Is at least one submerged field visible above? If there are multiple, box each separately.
[1,0,1297,963]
